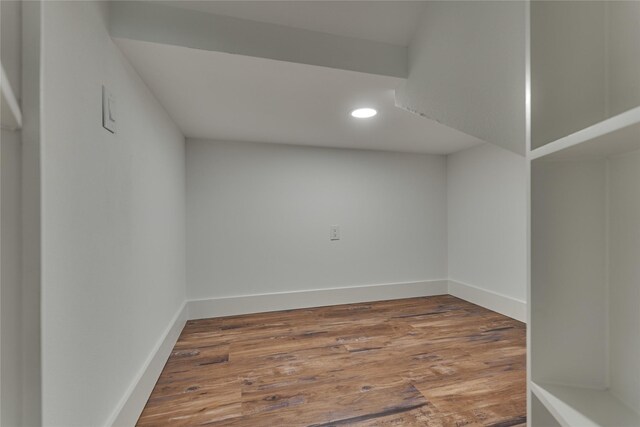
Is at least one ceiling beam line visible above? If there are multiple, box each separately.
[109,2,408,79]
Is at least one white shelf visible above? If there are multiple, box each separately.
[531,382,640,427]
[1,61,22,131]
[530,106,640,161]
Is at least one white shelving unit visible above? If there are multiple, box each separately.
[1,62,22,130]
[529,2,640,426]
[530,113,640,427]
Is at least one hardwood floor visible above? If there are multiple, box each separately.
[137,295,526,426]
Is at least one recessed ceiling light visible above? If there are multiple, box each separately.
[351,108,377,119]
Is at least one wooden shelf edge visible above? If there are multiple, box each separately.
[529,106,640,160]
[1,61,22,131]
[531,381,640,427]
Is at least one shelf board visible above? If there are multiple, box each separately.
[531,381,640,427]
[530,106,640,161]
[1,61,22,131]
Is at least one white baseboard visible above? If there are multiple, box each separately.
[187,279,449,320]
[448,279,527,322]
[106,302,187,427]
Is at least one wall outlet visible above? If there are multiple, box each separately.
[102,85,116,134]
[330,225,340,241]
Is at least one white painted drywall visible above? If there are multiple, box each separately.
[19,2,41,425]
[1,130,22,427]
[1,0,21,99]
[40,2,186,426]
[155,1,427,46]
[608,149,640,411]
[447,143,527,303]
[109,1,406,78]
[0,1,23,425]
[396,1,526,155]
[186,139,447,300]
[607,1,640,117]
[530,1,607,149]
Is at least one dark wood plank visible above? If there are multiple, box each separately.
[137,295,526,426]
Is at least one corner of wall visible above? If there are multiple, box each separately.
[448,279,527,323]
[106,302,187,427]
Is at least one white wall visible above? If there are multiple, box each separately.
[1,130,22,427]
[447,143,527,303]
[608,1,640,117]
[1,0,21,98]
[20,2,42,424]
[608,149,640,410]
[530,1,607,149]
[40,2,186,426]
[109,1,406,79]
[396,1,526,155]
[1,1,24,425]
[187,139,447,300]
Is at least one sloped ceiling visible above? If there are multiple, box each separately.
[111,1,530,154]
[115,39,483,154]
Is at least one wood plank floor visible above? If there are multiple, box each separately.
[137,295,526,426]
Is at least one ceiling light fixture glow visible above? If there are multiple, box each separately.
[351,108,377,119]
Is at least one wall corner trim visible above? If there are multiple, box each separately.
[106,302,188,427]
[447,279,527,323]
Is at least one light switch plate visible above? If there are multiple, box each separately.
[102,85,116,134]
